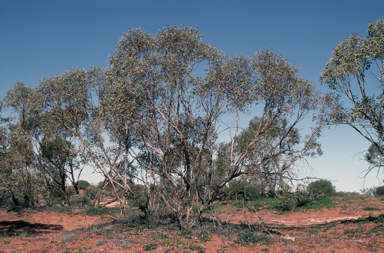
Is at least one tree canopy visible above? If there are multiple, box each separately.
[320,18,384,175]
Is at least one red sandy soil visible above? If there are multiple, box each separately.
[210,206,384,227]
[1,197,384,252]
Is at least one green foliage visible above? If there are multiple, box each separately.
[197,230,211,242]
[308,179,336,196]
[375,186,384,196]
[78,180,90,189]
[52,197,63,205]
[69,194,86,206]
[299,196,334,210]
[153,232,168,240]
[85,207,121,216]
[222,182,265,201]
[274,195,297,211]
[179,230,192,239]
[143,243,157,251]
[0,196,13,206]
[362,207,381,211]
[320,18,384,172]
[188,243,206,253]
[85,185,98,199]
[234,232,271,245]
[273,192,334,212]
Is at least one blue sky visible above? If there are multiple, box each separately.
[1,0,383,191]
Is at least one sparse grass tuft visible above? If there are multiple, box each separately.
[188,242,206,253]
[120,240,131,249]
[198,230,211,242]
[95,239,105,246]
[234,231,271,245]
[85,207,121,216]
[60,234,74,243]
[143,243,157,251]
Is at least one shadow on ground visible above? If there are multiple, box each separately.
[0,220,63,234]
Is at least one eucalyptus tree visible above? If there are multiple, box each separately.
[320,18,384,174]
[2,82,41,206]
[34,67,142,209]
[0,101,12,203]
[109,26,331,229]
[38,134,82,204]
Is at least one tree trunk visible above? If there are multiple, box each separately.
[10,191,20,206]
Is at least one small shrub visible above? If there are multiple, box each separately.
[198,230,211,242]
[180,230,192,239]
[86,207,121,216]
[188,242,206,253]
[59,207,73,216]
[232,201,244,208]
[274,195,296,211]
[0,197,13,206]
[78,180,90,189]
[120,240,131,249]
[143,243,157,251]
[153,232,168,240]
[85,185,99,199]
[308,179,336,196]
[95,240,105,246]
[375,186,384,196]
[235,231,270,245]
[273,192,333,211]
[69,194,86,207]
[52,197,63,206]
[300,196,334,210]
[61,234,74,243]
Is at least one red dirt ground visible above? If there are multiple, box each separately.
[1,196,384,252]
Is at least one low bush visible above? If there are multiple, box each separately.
[308,179,336,196]
[85,207,121,216]
[300,196,334,209]
[85,185,99,199]
[234,231,271,245]
[78,180,90,189]
[375,186,384,196]
[69,194,86,207]
[273,193,334,211]
[274,195,296,211]
[143,243,157,251]
[0,196,13,206]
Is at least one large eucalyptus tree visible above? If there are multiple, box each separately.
[108,26,332,229]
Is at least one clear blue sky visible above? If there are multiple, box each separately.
[1,0,383,192]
